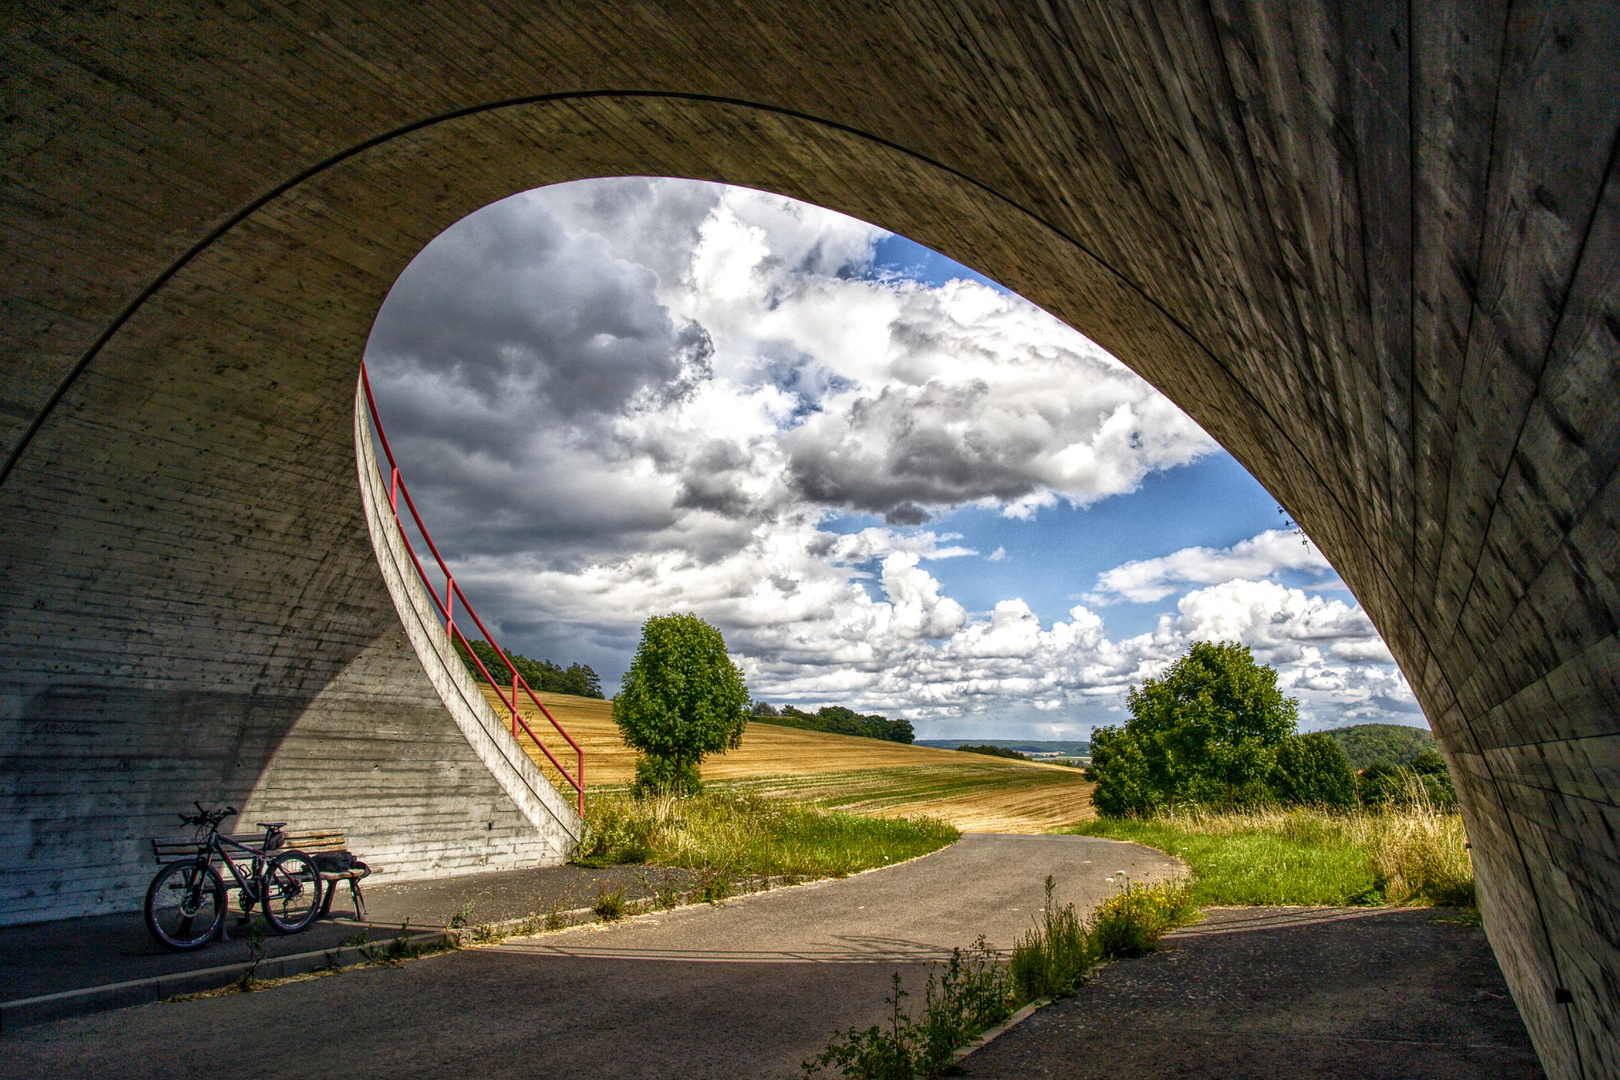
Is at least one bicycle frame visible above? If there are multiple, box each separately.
[192,826,275,905]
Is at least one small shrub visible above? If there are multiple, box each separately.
[1088,878,1199,960]
[593,887,628,922]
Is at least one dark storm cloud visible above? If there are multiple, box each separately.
[781,381,1057,515]
[367,193,706,430]
[363,191,718,562]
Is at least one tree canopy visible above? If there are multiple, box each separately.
[1089,641,1353,815]
[457,639,603,699]
[613,613,750,796]
[750,702,915,743]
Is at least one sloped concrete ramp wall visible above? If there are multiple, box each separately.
[0,5,1615,1078]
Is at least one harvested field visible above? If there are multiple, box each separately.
[483,688,1095,833]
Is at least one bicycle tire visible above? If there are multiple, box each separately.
[262,850,322,933]
[145,861,227,950]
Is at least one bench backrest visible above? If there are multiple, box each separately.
[150,830,350,863]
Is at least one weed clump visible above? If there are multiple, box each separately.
[1008,877,1090,999]
[805,940,1011,1080]
[593,887,628,922]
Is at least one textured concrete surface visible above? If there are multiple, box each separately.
[0,859,723,1004]
[0,834,1180,1078]
[965,906,1545,1080]
[1,5,1616,1077]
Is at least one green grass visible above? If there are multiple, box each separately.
[1068,802,1474,908]
[1074,818,1378,905]
[577,790,960,879]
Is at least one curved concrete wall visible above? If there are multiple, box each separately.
[0,5,1613,1076]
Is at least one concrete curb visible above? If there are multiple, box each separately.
[952,998,1047,1064]
[0,929,454,1033]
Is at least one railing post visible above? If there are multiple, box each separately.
[445,576,454,634]
[512,672,519,738]
[389,466,399,510]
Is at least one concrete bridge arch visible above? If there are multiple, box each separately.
[1,5,1615,1076]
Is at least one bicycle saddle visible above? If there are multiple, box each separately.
[257,821,287,830]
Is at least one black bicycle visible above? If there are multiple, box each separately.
[144,804,323,950]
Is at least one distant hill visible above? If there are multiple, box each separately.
[1320,723,1436,770]
[916,739,1090,756]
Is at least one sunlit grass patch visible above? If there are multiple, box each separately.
[576,790,959,880]
[1070,795,1474,908]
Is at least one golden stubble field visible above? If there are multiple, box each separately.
[483,687,1096,833]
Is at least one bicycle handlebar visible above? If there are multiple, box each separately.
[177,804,238,828]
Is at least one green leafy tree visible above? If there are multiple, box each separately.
[1270,733,1357,808]
[1090,641,1299,816]
[613,613,749,796]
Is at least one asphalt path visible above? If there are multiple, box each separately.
[2,834,1179,1079]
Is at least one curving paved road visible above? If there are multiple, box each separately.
[2,835,1179,1079]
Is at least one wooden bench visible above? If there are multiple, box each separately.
[285,830,371,920]
[149,829,372,920]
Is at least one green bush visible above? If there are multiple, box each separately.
[1359,761,1457,810]
[1090,641,1298,815]
[1270,733,1357,808]
[805,943,1013,1079]
[1087,879,1200,960]
[810,876,1196,1078]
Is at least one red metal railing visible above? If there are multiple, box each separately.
[360,363,584,817]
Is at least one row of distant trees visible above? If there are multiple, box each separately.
[456,639,604,699]
[748,701,916,744]
[1087,641,1456,816]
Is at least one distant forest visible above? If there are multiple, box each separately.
[749,702,915,744]
[956,744,1031,760]
[456,639,604,699]
[916,739,1091,755]
[1320,723,1436,771]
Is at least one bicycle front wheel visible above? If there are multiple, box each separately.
[145,862,227,950]
[262,851,322,933]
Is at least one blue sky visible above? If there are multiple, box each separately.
[364,178,1424,739]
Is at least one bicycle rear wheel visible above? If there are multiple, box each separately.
[145,862,227,950]
[262,851,322,933]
